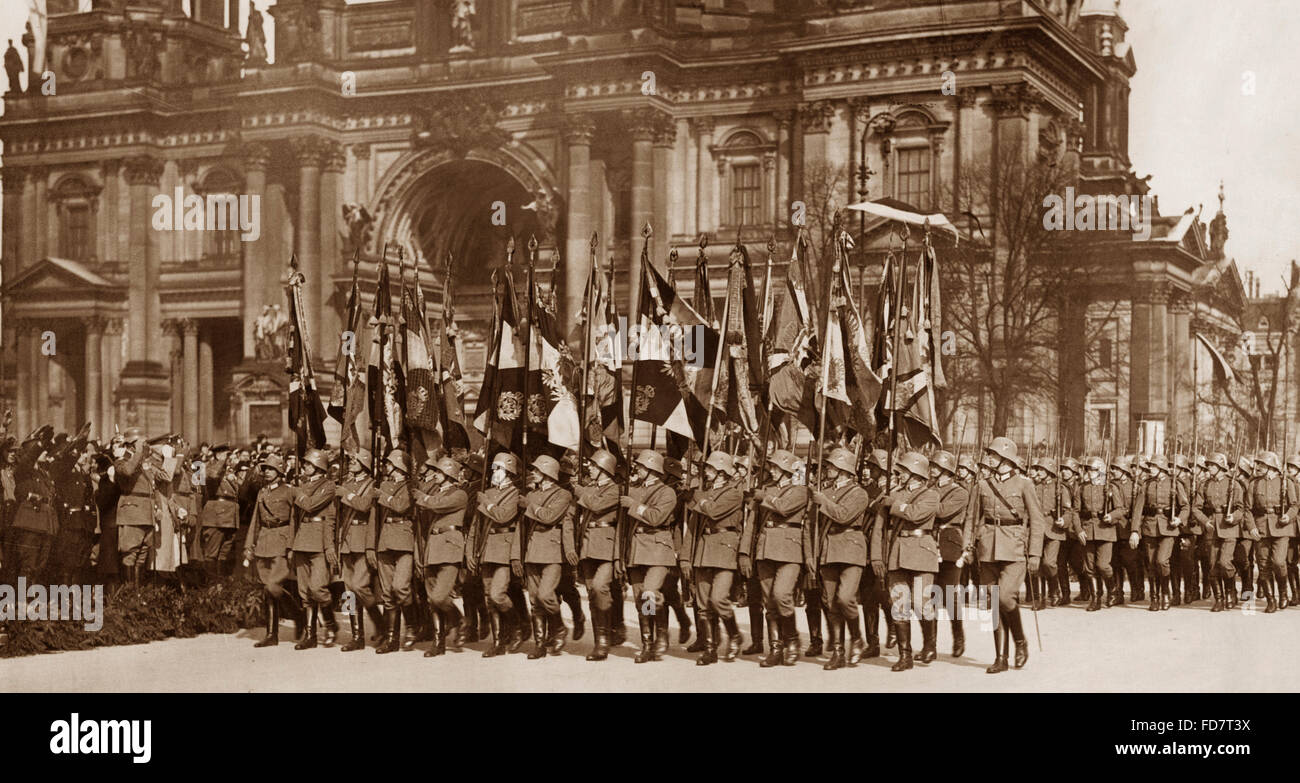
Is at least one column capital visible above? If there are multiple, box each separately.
[83,315,108,334]
[322,141,347,173]
[652,113,677,148]
[989,83,1041,119]
[848,96,872,126]
[799,100,836,134]
[13,318,40,337]
[623,108,661,142]
[231,141,273,171]
[691,115,717,136]
[161,318,185,338]
[180,318,200,336]
[773,111,793,132]
[123,155,165,186]
[762,152,777,172]
[290,136,331,168]
[956,90,979,109]
[104,317,124,336]
[351,143,372,161]
[1,167,25,194]
[563,113,597,146]
[28,164,49,182]
[1133,280,1172,305]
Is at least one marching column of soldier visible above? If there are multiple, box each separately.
[8,415,1300,673]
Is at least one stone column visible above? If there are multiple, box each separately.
[652,114,676,240]
[2,168,23,283]
[34,326,50,427]
[627,109,658,318]
[694,117,716,237]
[182,318,200,443]
[31,165,48,261]
[85,317,105,440]
[123,155,165,365]
[563,113,596,332]
[800,100,835,171]
[14,321,35,435]
[163,319,183,431]
[353,144,371,204]
[1129,282,1169,453]
[100,160,120,263]
[199,329,214,443]
[292,136,326,355]
[102,318,123,433]
[716,157,730,229]
[238,142,271,359]
[1169,298,1192,445]
[677,117,693,239]
[775,112,791,223]
[319,142,346,368]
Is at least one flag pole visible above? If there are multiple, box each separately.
[578,231,598,473]
[885,221,909,494]
[521,236,536,471]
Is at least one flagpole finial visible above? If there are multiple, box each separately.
[528,234,538,253]
[698,233,708,250]
[642,222,653,239]
[589,231,598,250]
[766,237,776,255]
[669,248,679,266]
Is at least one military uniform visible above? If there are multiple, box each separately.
[516,481,576,655]
[8,466,57,581]
[1191,471,1240,611]
[742,482,808,666]
[871,482,940,669]
[1034,474,1074,607]
[372,478,416,618]
[1076,474,1117,609]
[199,461,242,576]
[51,464,96,584]
[243,464,297,647]
[813,479,871,667]
[1247,472,1297,611]
[623,478,678,661]
[687,480,745,662]
[1110,468,1143,603]
[413,477,467,653]
[114,444,155,574]
[931,478,970,653]
[575,479,620,659]
[337,471,380,650]
[291,475,338,609]
[1130,471,1189,610]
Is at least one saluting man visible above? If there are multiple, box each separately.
[741,449,808,668]
[414,455,468,656]
[289,449,339,649]
[514,454,577,659]
[1130,456,1188,612]
[337,450,381,651]
[685,450,745,665]
[575,448,621,661]
[113,427,154,584]
[372,450,416,653]
[968,437,1046,674]
[243,454,297,648]
[1247,452,1296,612]
[474,452,524,657]
[810,447,871,670]
[930,450,971,657]
[618,450,678,663]
[871,451,940,672]
[199,447,242,579]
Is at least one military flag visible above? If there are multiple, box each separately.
[401,268,438,433]
[284,254,327,457]
[575,251,625,452]
[526,276,582,451]
[328,255,365,452]
[767,235,820,430]
[367,255,403,455]
[712,243,763,436]
[435,257,480,452]
[473,269,526,452]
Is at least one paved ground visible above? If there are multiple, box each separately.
[4,596,1298,692]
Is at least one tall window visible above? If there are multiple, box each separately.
[63,204,90,261]
[732,164,761,227]
[1098,408,1112,442]
[199,169,242,263]
[1098,336,1113,372]
[896,146,932,210]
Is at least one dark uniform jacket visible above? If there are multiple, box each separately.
[1035,479,1075,541]
[201,466,242,530]
[518,485,575,565]
[415,482,468,565]
[812,482,870,566]
[688,482,744,570]
[1192,476,1239,541]
[1076,480,1117,542]
[337,475,377,555]
[1130,476,1189,537]
[114,446,154,530]
[13,469,57,535]
[373,479,414,553]
[933,482,970,562]
[871,485,940,573]
[478,483,521,565]
[243,481,295,558]
[291,476,337,553]
[1246,475,1298,538]
[970,473,1047,563]
[741,483,808,564]
[626,481,678,567]
[1110,477,1134,536]
[574,481,619,561]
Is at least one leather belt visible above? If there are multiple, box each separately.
[491,524,516,533]
[939,522,963,530]
[1259,506,1281,514]
[587,520,616,528]
[385,517,412,525]
[307,515,327,523]
[431,523,462,533]
[1147,508,1170,515]
[261,521,289,529]
[898,529,931,537]
[985,518,1023,527]
[765,521,802,529]
[216,495,238,501]
[704,525,740,535]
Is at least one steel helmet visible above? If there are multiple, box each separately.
[733,454,753,475]
[1148,456,1170,474]
[1258,451,1282,472]
[986,437,1017,463]
[1288,454,1300,471]
[1033,458,1057,476]
[635,449,665,475]
[589,448,617,476]
[767,449,798,474]
[530,455,561,481]
[932,450,958,475]
[897,451,930,480]
[302,449,329,473]
[1087,456,1106,472]
[705,451,735,476]
[869,449,890,471]
[354,449,373,470]
[958,455,977,473]
[1061,457,1080,475]
[1237,456,1253,474]
[258,454,285,475]
[434,457,463,481]
[122,426,144,444]
[560,454,579,476]
[1194,455,1207,470]
[1208,452,1230,471]
[386,450,410,474]
[491,452,520,476]
[1173,454,1190,471]
[663,457,684,481]
[826,447,857,474]
[461,452,485,476]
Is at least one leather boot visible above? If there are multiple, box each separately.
[508,602,528,654]
[634,610,655,663]
[951,619,965,658]
[653,609,669,660]
[686,606,706,653]
[586,608,611,661]
[547,612,568,655]
[885,622,897,650]
[742,602,764,655]
[1007,608,1029,669]
[781,615,800,666]
[986,615,1008,674]
[864,606,881,658]
[1290,567,1300,606]
[1148,575,1161,611]
[319,603,338,646]
[918,619,937,664]
[1277,571,1290,610]
[674,602,692,645]
[366,606,386,643]
[1047,576,1063,608]
[890,622,913,672]
[569,595,587,642]
[1160,575,1172,611]
[527,611,549,659]
[720,615,742,662]
[443,608,464,652]
[846,616,865,665]
[1263,572,1278,613]
[399,606,418,650]
[1086,580,1102,612]
[462,600,480,643]
[1104,574,1117,607]
[376,606,402,654]
[610,587,627,646]
[1210,577,1224,612]
[483,610,507,658]
[254,595,279,647]
[342,609,363,652]
[424,609,445,657]
[758,615,784,668]
[294,605,318,650]
[804,600,822,658]
[823,618,845,671]
[695,611,717,666]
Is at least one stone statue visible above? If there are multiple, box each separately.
[341,203,375,255]
[4,39,23,95]
[246,3,268,66]
[21,22,35,93]
[451,0,476,52]
[254,304,289,360]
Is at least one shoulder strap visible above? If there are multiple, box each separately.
[986,479,1022,522]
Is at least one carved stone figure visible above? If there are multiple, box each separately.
[254,304,290,360]
[4,39,22,95]
[451,0,476,52]
[341,203,375,255]
[246,3,268,66]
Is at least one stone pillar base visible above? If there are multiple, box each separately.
[117,360,173,436]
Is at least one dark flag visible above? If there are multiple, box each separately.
[473,269,526,452]
[402,273,438,433]
[767,238,819,430]
[712,244,762,436]
[329,255,365,452]
[879,239,945,447]
[576,253,625,454]
[435,258,480,452]
[285,255,327,455]
[526,278,582,450]
[367,256,403,454]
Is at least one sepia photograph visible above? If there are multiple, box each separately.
[0,0,1295,763]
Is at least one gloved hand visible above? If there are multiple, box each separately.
[739,554,753,579]
[511,559,523,578]
[871,560,886,578]
[1028,555,1041,575]
[365,549,378,571]
[1128,532,1140,549]
[679,561,693,584]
